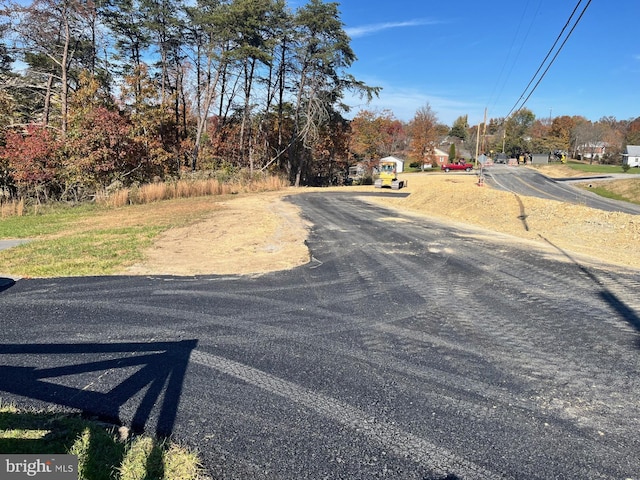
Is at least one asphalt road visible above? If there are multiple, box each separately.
[483,165,640,215]
[1,192,640,479]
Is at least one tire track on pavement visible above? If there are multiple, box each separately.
[190,349,505,480]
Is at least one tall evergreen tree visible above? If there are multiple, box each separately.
[450,115,468,142]
[12,0,95,133]
[100,0,151,102]
[288,0,378,186]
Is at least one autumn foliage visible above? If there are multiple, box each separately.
[2,126,60,201]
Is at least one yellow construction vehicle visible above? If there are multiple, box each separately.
[374,160,406,190]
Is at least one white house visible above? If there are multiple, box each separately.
[578,141,607,160]
[623,145,640,167]
[380,156,404,173]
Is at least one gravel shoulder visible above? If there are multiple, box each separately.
[125,166,640,275]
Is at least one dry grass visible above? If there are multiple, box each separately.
[124,191,310,276]
[0,405,205,480]
[590,178,640,202]
[97,175,288,208]
[0,174,288,217]
[1,198,25,217]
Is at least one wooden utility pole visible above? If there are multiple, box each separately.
[474,107,487,167]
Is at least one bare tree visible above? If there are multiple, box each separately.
[572,121,604,163]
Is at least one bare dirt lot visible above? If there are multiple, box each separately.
[125,165,640,276]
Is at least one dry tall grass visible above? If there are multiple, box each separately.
[97,174,288,208]
[0,175,288,217]
[1,198,25,217]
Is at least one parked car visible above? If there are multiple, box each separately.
[495,153,508,164]
[441,161,473,172]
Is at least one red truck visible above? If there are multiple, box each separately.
[441,161,474,172]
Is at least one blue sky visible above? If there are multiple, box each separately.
[329,0,640,127]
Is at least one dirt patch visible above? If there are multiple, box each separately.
[126,167,640,276]
[125,192,310,276]
[364,172,640,270]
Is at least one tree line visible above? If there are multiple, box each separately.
[0,0,380,202]
[0,0,638,205]
[479,110,640,164]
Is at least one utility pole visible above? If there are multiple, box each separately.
[502,127,506,154]
[474,107,487,167]
[481,115,487,153]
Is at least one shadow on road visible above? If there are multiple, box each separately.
[539,235,640,340]
[0,278,15,293]
[0,339,197,437]
[513,193,530,231]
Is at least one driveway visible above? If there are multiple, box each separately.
[1,193,639,479]
[0,239,30,252]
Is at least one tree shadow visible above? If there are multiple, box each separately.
[539,236,640,339]
[0,339,197,438]
[0,277,15,293]
[0,409,179,480]
[513,193,530,231]
[0,409,125,480]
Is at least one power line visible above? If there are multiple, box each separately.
[486,0,535,112]
[504,0,593,119]
[505,0,584,117]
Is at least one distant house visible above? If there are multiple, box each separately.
[578,142,607,160]
[623,145,640,168]
[424,148,449,168]
[380,156,404,173]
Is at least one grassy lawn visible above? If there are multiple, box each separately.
[0,196,226,277]
[0,204,100,238]
[0,405,203,480]
[565,161,638,174]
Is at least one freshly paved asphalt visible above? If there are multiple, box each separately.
[1,191,640,479]
[483,165,640,215]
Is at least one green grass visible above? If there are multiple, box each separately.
[0,204,99,239]
[0,405,203,480]
[565,161,635,174]
[586,186,631,202]
[0,197,222,277]
[0,226,162,277]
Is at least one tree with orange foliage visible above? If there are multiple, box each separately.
[349,109,404,162]
[626,117,640,145]
[550,116,577,152]
[408,104,439,165]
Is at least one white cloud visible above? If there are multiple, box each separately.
[345,19,440,39]
[343,83,484,126]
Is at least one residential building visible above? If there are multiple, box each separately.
[622,145,640,167]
